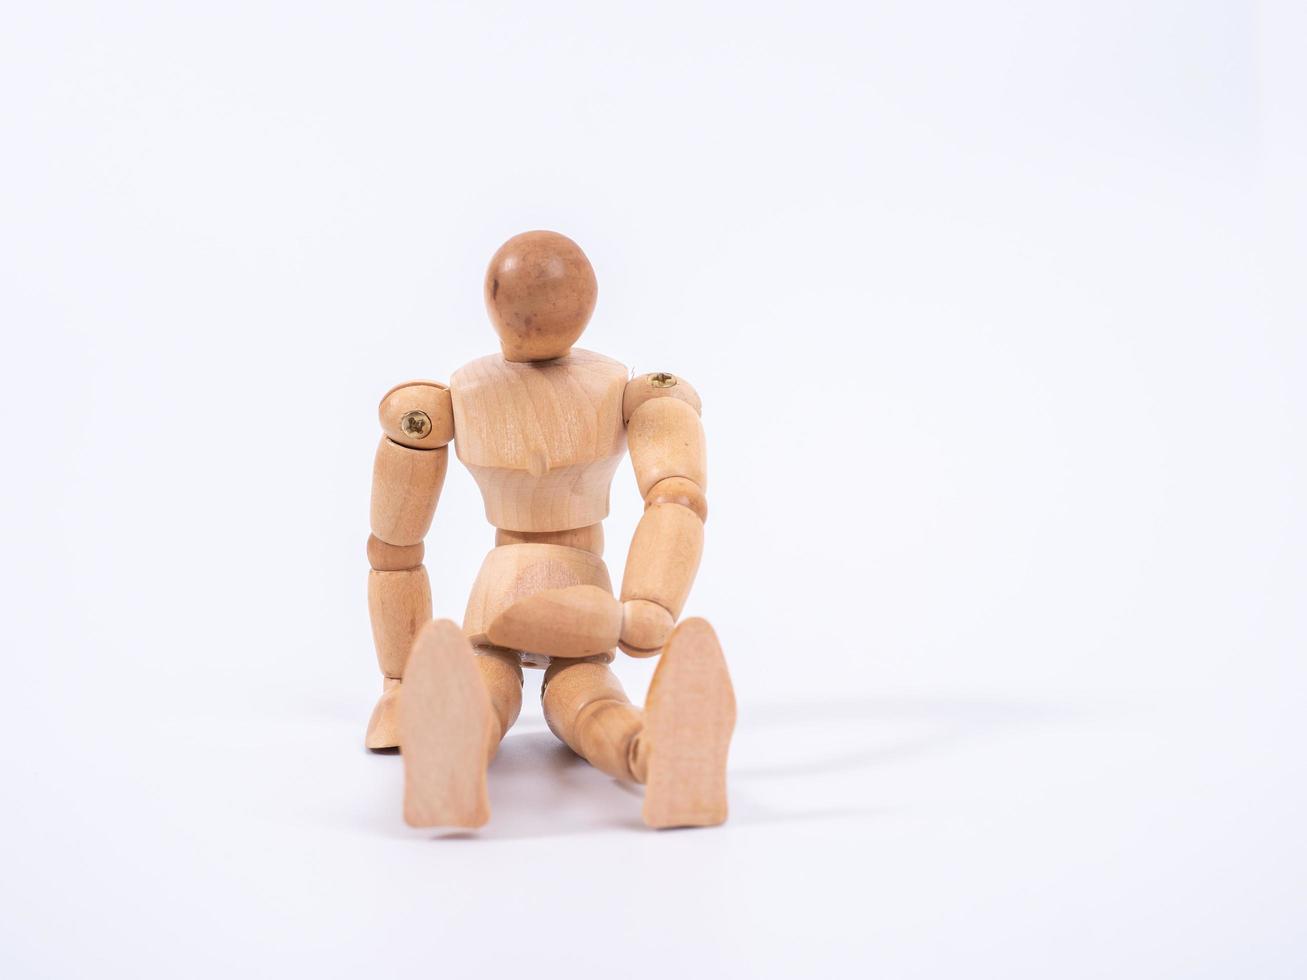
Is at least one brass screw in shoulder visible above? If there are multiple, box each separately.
[650,373,677,388]
[400,410,432,439]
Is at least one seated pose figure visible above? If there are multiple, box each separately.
[365,230,735,829]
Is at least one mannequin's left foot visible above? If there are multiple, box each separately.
[641,618,735,828]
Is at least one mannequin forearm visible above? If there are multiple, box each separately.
[621,499,705,618]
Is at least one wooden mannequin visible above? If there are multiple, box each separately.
[366,231,735,830]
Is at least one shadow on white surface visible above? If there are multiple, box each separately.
[354,695,1082,841]
[732,695,1078,780]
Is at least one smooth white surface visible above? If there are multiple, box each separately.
[2,2,1303,977]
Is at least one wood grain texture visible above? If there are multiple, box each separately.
[378,380,455,448]
[475,647,524,742]
[486,584,622,659]
[366,534,424,571]
[369,438,448,546]
[494,523,604,556]
[364,677,402,749]
[365,230,736,827]
[623,372,702,423]
[627,397,707,498]
[451,349,627,532]
[640,618,735,829]
[399,620,496,828]
[619,598,675,657]
[542,660,643,783]
[367,566,432,678]
[463,543,615,661]
[620,502,704,618]
[644,476,708,522]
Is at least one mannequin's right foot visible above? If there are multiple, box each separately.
[399,620,495,828]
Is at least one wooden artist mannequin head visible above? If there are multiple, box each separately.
[484,230,598,362]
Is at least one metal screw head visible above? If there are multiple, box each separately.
[400,410,432,439]
[650,372,677,388]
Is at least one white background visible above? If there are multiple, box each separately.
[2,2,1303,977]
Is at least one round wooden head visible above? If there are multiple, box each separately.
[484,231,598,362]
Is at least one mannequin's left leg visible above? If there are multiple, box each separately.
[542,659,646,783]
[542,618,735,828]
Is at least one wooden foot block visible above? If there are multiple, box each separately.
[399,620,495,828]
[641,618,735,829]
[364,678,401,749]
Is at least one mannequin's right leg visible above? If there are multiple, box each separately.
[399,619,523,828]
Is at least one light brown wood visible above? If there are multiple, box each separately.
[366,534,424,571]
[645,476,708,523]
[620,503,704,618]
[370,438,448,546]
[641,618,735,828]
[621,393,707,630]
[627,396,707,499]
[619,598,675,657]
[367,566,432,678]
[474,647,525,740]
[378,381,455,449]
[371,650,521,755]
[364,677,401,749]
[400,620,496,828]
[495,523,604,556]
[542,660,644,783]
[464,462,625,534]
[366,399,450,749]
[367,232,736,829]
[451,349,627,532]
[484,231,597,362]
[623,372,702,423]
[463,543,615,661]
[539,617,736,825]
[487,585,622,659]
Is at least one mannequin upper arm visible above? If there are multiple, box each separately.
[378,380,454,449]
[624,372,707,520]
